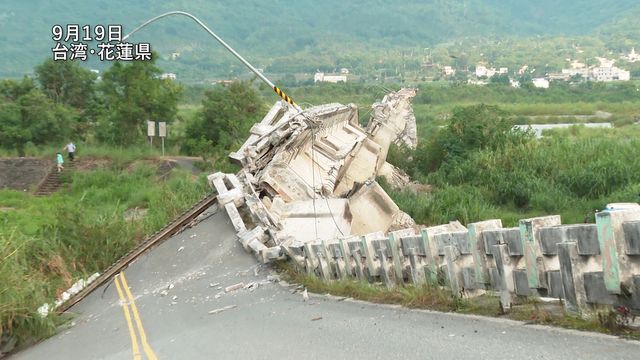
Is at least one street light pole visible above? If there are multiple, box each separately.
[123,11,301,111]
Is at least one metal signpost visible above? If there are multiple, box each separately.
[159,122,167,156]
[147,120,156,148]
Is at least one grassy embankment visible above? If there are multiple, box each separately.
[0,150,209,346]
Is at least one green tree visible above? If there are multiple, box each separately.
[419,104,531,171]
[0,77,37,101]
[35,59,97,110]
[0,82,75,156]
[183,81,263,156]
[97,57,182,145]
[490,74,510,85]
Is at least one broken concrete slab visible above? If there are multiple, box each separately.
[210,89,420,264]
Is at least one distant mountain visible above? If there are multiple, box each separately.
[0,0,638,79]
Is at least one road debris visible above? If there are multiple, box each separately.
[225,282,245,293]
[302,288,309,302]
[36,272,101,317]
[208,305,237,315]
[244,282,259,291]
[177,246,185,252]
[311,316,323,321]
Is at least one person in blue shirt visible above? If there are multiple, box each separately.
[56,152,64,172]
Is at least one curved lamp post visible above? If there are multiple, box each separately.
[123,11,300,111]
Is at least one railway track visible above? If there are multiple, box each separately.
[58,193,219,313]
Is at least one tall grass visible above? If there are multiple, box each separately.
[0,162,209,345]
[386,127,640,227]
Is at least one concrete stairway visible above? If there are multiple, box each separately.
[34,162,74,196]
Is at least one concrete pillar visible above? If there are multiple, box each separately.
[320,240,334,278]
[406,247,426,285]
[387,232,405,282]
[281,244,306,271]
[519,215,561,289]
[557,242,588,314]
[303,243,318,275]
[467,220,503,287]
[378,248,395,288]
[328,242,347,279]
[315,247,332,281]
[420,229,438,283]
[596,209,640,293]
[347,240,366,281]
[360,236,377,278]
[490,244,515,311]
[339,238,354,278]
[444,245,462,296]
[224,203,246,233]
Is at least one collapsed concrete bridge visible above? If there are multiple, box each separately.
[209,88,419,260]
[11,89,640,360]
[210,89,640,318]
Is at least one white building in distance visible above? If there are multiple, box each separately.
[518,65,529,75]
[624,47,640,63]
[591,66,630,81]
[314,72,347,83]
[160,73,177,80]
[532,78,550,88]
[475,64,496,78]
[561,58,630,81]
[596,57,615,68]
[442,65,456,76]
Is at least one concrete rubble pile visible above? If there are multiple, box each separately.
[209,88,419,262]
[208,88,640,318]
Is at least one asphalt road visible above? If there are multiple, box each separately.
[11,209,640,360]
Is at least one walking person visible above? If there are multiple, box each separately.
[56,152,64,173]
[64,141,76,162]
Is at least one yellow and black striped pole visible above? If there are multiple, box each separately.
[124,11,302,112]
[273,85,298,108]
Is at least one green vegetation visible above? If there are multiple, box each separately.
[0,157,209,345]
[97,57,182,145]
[0,57,180,155]
[182,81,266,172]
[385,111,640,227]
[0,78,77,156]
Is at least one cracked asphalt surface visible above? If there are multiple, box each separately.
[11,209,640,360]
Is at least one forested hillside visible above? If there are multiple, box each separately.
[1,1,639,79]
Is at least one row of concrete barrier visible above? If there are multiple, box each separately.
[282,211,640,316]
